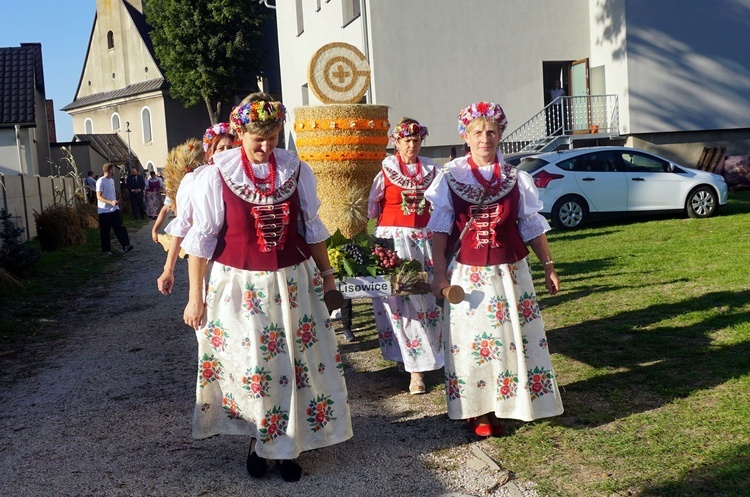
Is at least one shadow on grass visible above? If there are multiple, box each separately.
[548,289,750,427]
[639,445,750,497]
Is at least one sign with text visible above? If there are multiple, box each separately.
[336,276,391,298]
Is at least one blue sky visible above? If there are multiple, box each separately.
[1,2,97,142]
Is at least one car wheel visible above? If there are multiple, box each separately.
[686,186,718,218]
[551,195,588,229]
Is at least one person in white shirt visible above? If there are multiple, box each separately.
[96,163,133,255]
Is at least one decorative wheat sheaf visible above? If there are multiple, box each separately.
[294,105,389,238]
[162,138,205,209]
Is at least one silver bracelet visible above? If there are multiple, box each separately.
[320,268,335,277]
[543,260,555,266]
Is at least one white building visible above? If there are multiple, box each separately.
[274,0,750,165]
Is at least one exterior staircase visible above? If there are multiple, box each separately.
[500,94,620,155]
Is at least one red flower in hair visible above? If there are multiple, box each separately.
[476,102,489,114]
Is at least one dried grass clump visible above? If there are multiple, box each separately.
[75,202,99,229]
[294,104,389,238]
[0,267,22,290]
[163,138,205,208]
[34,205,86,251]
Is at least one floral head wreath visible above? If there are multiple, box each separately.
[230,101,287,135]
[388,122,429,143]
[202,122,234,152]
[457,101,508,137]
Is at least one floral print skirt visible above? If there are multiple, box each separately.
[145,191,163,218]
[373,226,444,372]
[192,260,353,459]
[443,258,563,422]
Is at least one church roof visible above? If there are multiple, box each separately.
[64,1,162,111]
[0,43,45,127]
[61,78,167,111]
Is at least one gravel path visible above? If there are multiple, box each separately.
[0,223,539,497]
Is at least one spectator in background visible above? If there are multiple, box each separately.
[96,163,133,255]
[84,171,97,204]
[145,171,164,219]
[126,167,147,220]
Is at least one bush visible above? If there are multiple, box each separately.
[0,208,41,274]
[33,205,86,251]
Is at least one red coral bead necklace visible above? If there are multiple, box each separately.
[396,152,424,186]
[241,147,276,197]
[468,154,502,195]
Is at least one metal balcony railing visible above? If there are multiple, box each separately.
[500,94,620,154]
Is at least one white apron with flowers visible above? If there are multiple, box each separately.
[372,226,444,373]
[443,257,564,421]
[184,148,353,460]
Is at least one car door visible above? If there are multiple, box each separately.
[571,150,627,212]
[616,151,684,211]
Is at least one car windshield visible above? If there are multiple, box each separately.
[516,157,550,173]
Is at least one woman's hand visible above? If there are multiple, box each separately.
[157,270,175,296]
[431,274,451,298]
[322,274,336,294]
[183,298,205,330]
[151,229,159,243]
[544,267,560,295]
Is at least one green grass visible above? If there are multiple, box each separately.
[488,191,750,496]
[352,190,750,496]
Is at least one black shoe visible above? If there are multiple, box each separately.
[123,245,134,253]
[278,459,302,482]
[246,442,267,478]
[342,328,356,342]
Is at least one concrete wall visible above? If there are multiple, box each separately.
[623,0,750,134]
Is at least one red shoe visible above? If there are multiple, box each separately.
[468,418,492,437]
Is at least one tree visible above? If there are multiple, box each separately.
[145,0,269,124]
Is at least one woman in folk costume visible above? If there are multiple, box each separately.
[367,118,444,395]
[425,101,563,437]
[156,123,236,295]
[145,171,164,219]
[181,92,352,481]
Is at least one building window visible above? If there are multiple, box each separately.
[146,161,155,173]
[315,0,321,11]
[141,107,153,143]
[296,0,304,35]
[107,31,114,50]
[301,84,309,105]
[342,0,361,27]
[111,113,121,131]
[84,118,93,134]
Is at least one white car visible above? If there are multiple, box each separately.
[516,147,729,229]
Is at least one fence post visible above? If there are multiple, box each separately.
[19,174,30,242]
[51,177,56,206]
[0,173,7,213]
[36,175,43,212]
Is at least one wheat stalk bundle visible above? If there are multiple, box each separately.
[162,138,205,209]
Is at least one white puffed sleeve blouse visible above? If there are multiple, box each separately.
[424,157,551,243]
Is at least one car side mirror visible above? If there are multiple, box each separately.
[666,163,675,172]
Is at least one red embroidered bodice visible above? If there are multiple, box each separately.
[445,164,529,266]
[377,161,435,228]
[212,165,311,271]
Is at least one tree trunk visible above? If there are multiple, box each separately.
[204,97,218,125]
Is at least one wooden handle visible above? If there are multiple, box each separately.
[324,289,345,313]
[441,285,465,304]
